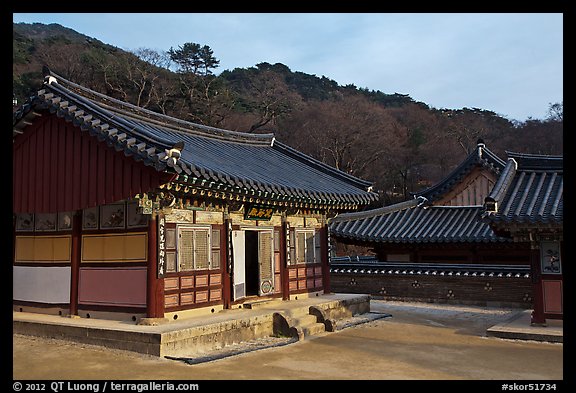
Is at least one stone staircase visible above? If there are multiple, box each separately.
[272,305,326,340]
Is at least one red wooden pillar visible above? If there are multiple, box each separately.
[146,214,164,318]
[320,222,331,294]
[529,244,546,325]
[69,210,82,316]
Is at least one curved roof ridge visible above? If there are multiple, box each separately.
[430,205,484,209]
[484,158,517,212]
[505,150,563,160]
[46,68,276,145]
[330,196,424,223]
[505,150,563,171]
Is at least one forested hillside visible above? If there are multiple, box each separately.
[13,22,563,205]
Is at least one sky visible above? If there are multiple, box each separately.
[12,13,563,121]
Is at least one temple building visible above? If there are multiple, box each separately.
[483,152,563,324]
[12,68,377,322]
[329,141,562,314]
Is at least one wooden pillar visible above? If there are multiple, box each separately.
[146,214,164,318]
[69,210,82,316]
[320,223,331,294]
[529,242,546,325]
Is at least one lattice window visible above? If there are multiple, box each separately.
[259,231,273,281]
[297,231,306,264]
[179,229,195,271]
[211,229,221,269]
[295,229,320,265]
[305,231,315,264]
[289,229,297,266]
[177,226,212,271]
[194,229,210,270]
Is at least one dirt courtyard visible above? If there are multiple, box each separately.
[13,301,563,381]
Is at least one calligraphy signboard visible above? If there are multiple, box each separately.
[157,214,166,278]
[244,205,275,221]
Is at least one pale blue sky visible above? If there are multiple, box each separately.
[13,13,563,121]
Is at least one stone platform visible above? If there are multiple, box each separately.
[13,293,374,357]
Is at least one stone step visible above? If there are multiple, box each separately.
[273,311,325,340]
[277,306,316,319]
[301,322,326,337]
[284,314,318,327]
[242,298,282,309]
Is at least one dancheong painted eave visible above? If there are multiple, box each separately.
[13,68,378,211]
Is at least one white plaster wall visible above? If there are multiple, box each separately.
[13,266,71,304]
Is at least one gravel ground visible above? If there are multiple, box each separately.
[370,300,521,335]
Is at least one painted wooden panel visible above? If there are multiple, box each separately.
[297,268,306,277]
[13,116,174,214]
[180,276,194,289]
[274,273,282,293]
[304,217,317,227]
[543,280,563,314]
[196,275,208,287]
[298,279,306,289]
[78,267,147,307]
[164,294,179,308]
[314,266,322,275]
[286,216,304,227]
[13,266,71,304]
[164,277,179,291]
[14,235,71,263]
[209,274,221,286]
[165,209,194,224]
[288,269,297,279]
[306,267,314,276]
[307,279,315,288]
[210,289,221,301]
[315,278,323,288]
[180,293,194,305]
[289,281,298,291]
[195,211,223,224]
[275,254,281,273]
[81,233,147,263]
[195,290,208,303]
[269,215,282,226]
[229,212,257,227]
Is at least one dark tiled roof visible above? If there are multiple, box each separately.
[330,199,511,243]
[414,141,506,202]
[13,70,378,210]
[483,152,563,227]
